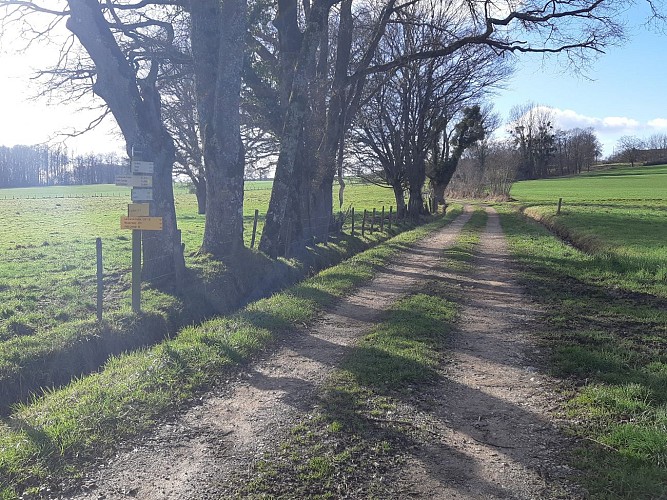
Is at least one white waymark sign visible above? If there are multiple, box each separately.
[115,175,153,187]
[131,187,153,202]
[131,160,155,174]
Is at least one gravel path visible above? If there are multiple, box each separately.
[392,207,582,499]
[70,208,474,500]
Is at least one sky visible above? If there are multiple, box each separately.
[0,5,665,159]
[491,4,667,157]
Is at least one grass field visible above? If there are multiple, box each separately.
[0,180,397,341]
[510,164,667,298]
[505,163,667,498]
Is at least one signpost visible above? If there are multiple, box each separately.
[131,160,155,174]
[128,203,150,217]
[117,147,163,312]
[115,175,153,187]
[121,216,163,231]
[131,187,153,202]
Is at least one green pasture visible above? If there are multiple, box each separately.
[510,164,667,298]
[0,180,396,341]
[504,163,667,497]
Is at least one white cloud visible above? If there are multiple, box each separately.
[648,118,667,129]
[600,116,641,130]
[544,108,641,132]
[549,109,599,129]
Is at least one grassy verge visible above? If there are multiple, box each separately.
[499,208,667,499]
[0,207,463,499]
[227,210,488,498]
[0,181,402,409]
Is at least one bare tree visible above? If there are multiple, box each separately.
[0,1,192,280]
[509,103,556,179]
[190,0,247,258]
[615,135,645,167]
[447,139,520,199]
[245,0,623,256]
[161,74,208,214]
[645,133,667,151]
[426,105,488,211]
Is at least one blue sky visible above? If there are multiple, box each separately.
[0,5,665,158]
[492,5,667,156]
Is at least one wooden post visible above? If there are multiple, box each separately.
[131,230,141,313]
[250,209,259,248]
[370,208,376,233]
[96,237,103,322]
[324,210,330,247]
[557,198,563,215]
[388,206,393,230]
[285,219,292,258]
[351,207,355,236]
[380,206,385,232]
[362,209,367,237]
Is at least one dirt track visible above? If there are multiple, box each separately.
[68,206,581,499]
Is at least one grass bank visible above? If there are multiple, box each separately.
[499,208,667,499]
[0,207,463,499]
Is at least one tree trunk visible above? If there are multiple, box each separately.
[259,1,326,258]
[66,0,184,282]
[140,134,184,281]
[407,185,424,220]
[195,178,207,215]
[391,181,406,216]
[191,0,247,258]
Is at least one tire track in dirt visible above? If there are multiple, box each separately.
[393,207,582,499]
[69,208,473,500]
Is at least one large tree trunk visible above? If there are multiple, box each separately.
[66,0,184,282]
[195,178,207,215]
[191,0,247,258]
[406,158,426,219]
[407,185,424,220]
[428,164,456,212]
[429,179,447,212]
[391,181,406,216]
[259,0,326,258]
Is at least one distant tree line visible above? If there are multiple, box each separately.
[509,103,601,180]
[609,133,667,167]
[0,144,125,188]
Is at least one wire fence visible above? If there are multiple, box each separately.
[134,204,413,284]
[0,192,128,200]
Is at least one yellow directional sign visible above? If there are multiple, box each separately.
[128,203,150,217]
[121,216,163,231]
[115,175,153,187]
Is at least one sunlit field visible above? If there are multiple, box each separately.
[510,164,667,297]
[503,164,667,497]
[0,180,397,341]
